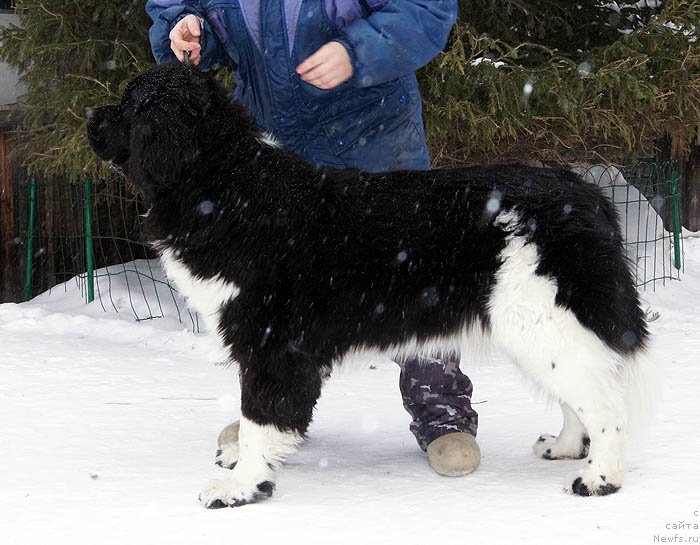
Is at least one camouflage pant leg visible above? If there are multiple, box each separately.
[398,352,479,451]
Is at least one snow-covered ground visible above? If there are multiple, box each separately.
[2,239,700,545]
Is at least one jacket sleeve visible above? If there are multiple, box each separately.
[145,0,231,70]
[337,0,457,88]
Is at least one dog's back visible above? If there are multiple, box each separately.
[281,164,646,360]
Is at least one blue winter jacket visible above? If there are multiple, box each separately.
[146,0,457,172]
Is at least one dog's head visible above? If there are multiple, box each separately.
[86,63,245,197]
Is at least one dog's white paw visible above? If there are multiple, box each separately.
[564,468,623,496]
[215,442,239,470]
[199,478,275,508]
[533,433,589,460]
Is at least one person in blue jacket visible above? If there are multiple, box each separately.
[146,0,481,476]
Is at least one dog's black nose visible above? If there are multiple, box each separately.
[85,109,96,121]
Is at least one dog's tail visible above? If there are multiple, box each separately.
[619,344,660,434]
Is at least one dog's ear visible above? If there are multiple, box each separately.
[124,89,207,197]
[86,105,130,166]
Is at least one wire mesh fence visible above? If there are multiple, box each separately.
[20,162,683,327]
[22,177,199,329]
[581,162,683,289]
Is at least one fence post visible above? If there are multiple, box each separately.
[23,177,37,301]
[670,163,682,271]
[84,178,95,303]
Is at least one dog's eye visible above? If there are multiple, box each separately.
[121,98,153,123]
[123,83,155,116]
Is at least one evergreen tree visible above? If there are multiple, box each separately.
[0,0,153,180]
[421,0,700,165]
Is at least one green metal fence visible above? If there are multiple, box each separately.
[582,162,683,288]
[20,162,684,325]
[21,177,198,329]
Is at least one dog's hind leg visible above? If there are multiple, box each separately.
[502,326,630,496]
[488,239,634,496]
[533,402,590,460]
[545,344,656,496]
[495,314,632,495]
[552,372,629,497]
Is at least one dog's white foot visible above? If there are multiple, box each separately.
[201,417,301,508]
[215,420,240,469]
[533,433,589,460]
[215,443,239,469]
[199,478,275,508]
[564,468,623,496]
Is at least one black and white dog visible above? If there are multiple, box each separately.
[87,63,653,507]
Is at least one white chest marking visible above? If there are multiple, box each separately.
[160,248,240,336]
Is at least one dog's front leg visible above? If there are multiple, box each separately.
[199,415,302,508]
[199,346,325,508]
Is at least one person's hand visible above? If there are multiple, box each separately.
[169,14,202,65]
[296,42,353,89]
